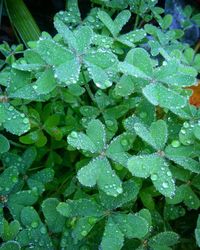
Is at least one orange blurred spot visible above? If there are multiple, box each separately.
[187,81,200,107]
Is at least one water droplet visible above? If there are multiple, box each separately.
[31,221,39,228]
[171,140,180,148]
[88,217,97,225]
[88,16,95,23]
[121,139,128,146]
[71,131,78,138]
[183,122,189,128]
[8,106,14,111]
[23,118,29,124]
[180,129,186,135]
[151,174,158,181]
[116,187,123,194]
[162,182,169,188]
[81,230,88,236]
[186,140,191,145]
[12,176,18,183]
[166,171,172,176]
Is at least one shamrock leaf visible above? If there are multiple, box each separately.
[68,119,135,196]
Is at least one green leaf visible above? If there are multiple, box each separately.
[84,50,117,70]
[54,18,77,49]
[0,241,20,250]
[150,120,168,150]
[80,106,100,118]
[119,61,150,80]
[33,68,56,94]
[160,14,173,30]
[72,216,97,242]
[8,190,38,219]
[114,10,131,34]
[67,132,97,153]
[118,29,146,46]
[27,168,54,194]
[56,199,104,217]
[113,213,149,239]
[183,185,200,210]
[18,206,53,247]
[125,48,153,76]
[87,63,112,89]
[12,62,44,71]
[20,206,40,227]
[86,119,106,152]
[166,156,200,174]
[19,130,47,147]
[149,232,179,247]
[106,133,135,166]
[84,50,117,89]
[1,103,30,136]
[115,75,135,97]
[74,26,93,53]
[42,198,66,233]
[195,215,200,247]
[1,220,20,241]
[55,58,80,85]
[36,38,74,66]
[127,154,175,197]
[77,157,123,197]
[128,154,162,178]
[133,121,158,150]
[143,83,187,111]
[0,134,10,153]
[100,217,124,250]
[0,166,19,195]
[68,119,105,153]
[133,120,168,150]
[99,179,141,210]
[98,10,117,37]
[154,61,196,87]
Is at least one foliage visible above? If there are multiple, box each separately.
[0,0,200,249]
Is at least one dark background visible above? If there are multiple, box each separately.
[0,0,199,44]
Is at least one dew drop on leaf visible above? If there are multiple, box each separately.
[121,139,128,146]
[151,174,158,181]
[171,140,181,148]
[71,131,78,138]
[31,221,39,228]
[180,129,186,135]
[23,118,29,124]
[183,122,190,128]
[162,182,169,188]
[81,230,88,236]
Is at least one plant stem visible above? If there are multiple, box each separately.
[9,140,26,148]
[81,69,95,102]
[134,14,140,30]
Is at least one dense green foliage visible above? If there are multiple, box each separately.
[1,0,200,249]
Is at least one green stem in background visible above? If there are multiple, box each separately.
[9,140,26,148]
[134,14,140,30]
[81,69,95,103]
[4,0,41,47]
